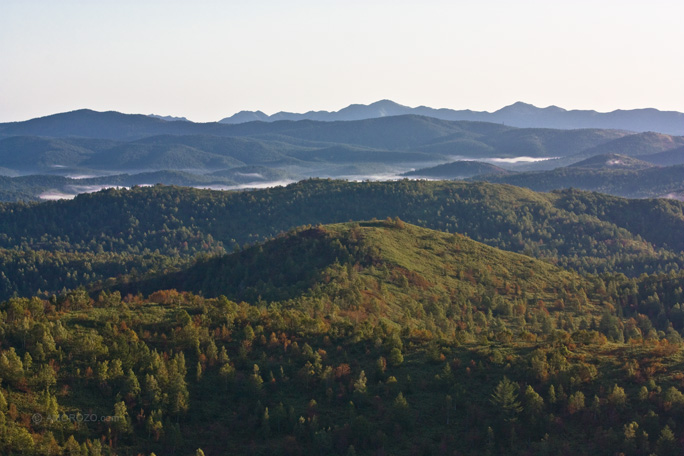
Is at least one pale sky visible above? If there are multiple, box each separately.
[1,0,683,123]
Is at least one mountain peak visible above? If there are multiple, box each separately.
[218,110,270,124]
[510,101,535,108]
[368,99,406,108]
[495,101,539,114]
[333,99,412,120]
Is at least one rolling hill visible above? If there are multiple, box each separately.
[478,162,684,199]
[579,131,684,159]
[2,179,684,454]
[641,146,684,166]
[0,111,634,159]
[0,111,652,198]
[131,221,582,307]
[2,180,684,302]
[566,153,656,170]
[0,136,100,171]
[3,216,684,455]
[0,108,682,207]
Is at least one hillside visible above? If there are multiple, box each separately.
[1,180,684,455]
[1,180,684,301]
[643,146,684,166]
[567,153,656,171]
[478,163,684,199]
[3,218,684,454]
[130,221,584,318]
[481,127,627,159]
[0,136,101,171]
[580,132,684,160]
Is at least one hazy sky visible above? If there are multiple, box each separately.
[2,0,683,122]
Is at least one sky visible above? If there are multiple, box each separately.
[1,0,683,123]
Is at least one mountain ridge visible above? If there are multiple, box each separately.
[219,100,684,135]
[1,108,683,203]
[4,99,683,138]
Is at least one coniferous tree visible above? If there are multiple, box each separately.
[491,377,522,421]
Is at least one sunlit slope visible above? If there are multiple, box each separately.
[130,220,595,331]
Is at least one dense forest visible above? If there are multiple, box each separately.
[3,219,684,455]
[1,180,684,302]
[1,181,684,454]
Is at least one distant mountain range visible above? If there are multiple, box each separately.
[0,106,683,202]
[0,113,645,179]
[219,100,684,136]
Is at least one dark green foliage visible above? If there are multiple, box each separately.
[0,180,684,302]
[0,269,683,455]
[0,215,684,454]
[490,377,522,420]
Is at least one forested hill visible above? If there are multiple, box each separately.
[125,221,585,313]
[1,180,684,301]
[3,219,684,454]
[3,188,684,455]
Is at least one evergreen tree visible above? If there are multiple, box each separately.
[125,369,141,398]
[353,371,367,394]
[389,348,404,367]
[113,401,131,435]
[491,377,522,421]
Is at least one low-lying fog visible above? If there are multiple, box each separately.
[39,185,130,200]
[34,156,561,200]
